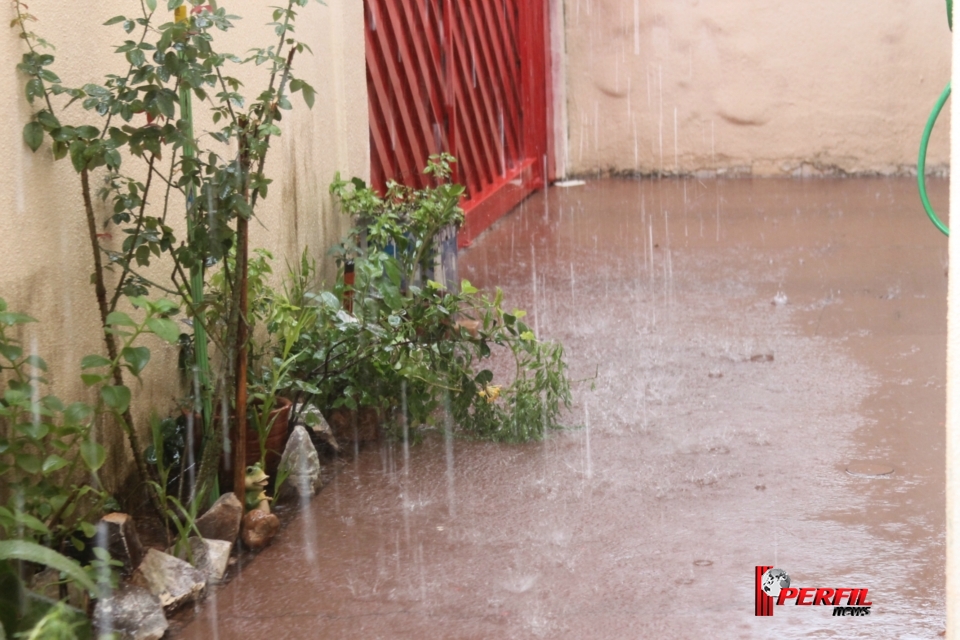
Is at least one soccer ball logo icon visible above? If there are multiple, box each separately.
[761,568,790,598]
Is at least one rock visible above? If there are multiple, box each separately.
[132,548,206,611]
[93,585,168,640]
[279,424,322,499]
[172,537,232,585]
[195,492,243,543]
[97,512,145,573]
[241,509,280,550]
[295,402,340,453]
[197,538,232,584]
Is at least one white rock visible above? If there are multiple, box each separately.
[191,537,232,584]
[167,537,233,585]
[279,424,322,498]
[93,585,168,640]
[132,548,206,611]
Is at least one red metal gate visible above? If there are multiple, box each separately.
[365,0,551,247]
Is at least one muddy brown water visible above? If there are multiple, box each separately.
[175,177,948,639]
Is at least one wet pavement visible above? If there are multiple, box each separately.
[177,177,949,639]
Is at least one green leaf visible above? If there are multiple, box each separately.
[23,121,44,152]
[25,78,43,103]
[299,81,316,108]
[0,311,36,326]
[152,299,179,315]
[318,291,340,310]
[15,453,41,474]
[0,344,22,362]
[155,90,176,119]
[104,15,127,25]
[0,540,100,596]
[64,402,93,425]
[24,354,47,371]
[15,512,50,534]
[81,373,110,387]
[80,521,97,538]
[36,110,60,129]
[146,317,179,344]
[80,440,106,471]
[520,331,536,341]
[101,385,131,413]
[17,420,49,441]
[81,354,112,370]
[383,286,403,311]
[122,346,151,376]
[146,0,157,12]
[42,454,68,474]
[383,260,402,287]
[75,125,100,140]
[38,69,61,83]
[460,280,478,295]
[106,311,136,327]
[41,395,64,412]
[69,140,87,172]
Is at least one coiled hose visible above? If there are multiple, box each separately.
[918,82,951,237]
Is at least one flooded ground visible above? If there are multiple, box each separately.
[177,177,949,639]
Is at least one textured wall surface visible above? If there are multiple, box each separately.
[0,1,369,489]
[563,0,952,176]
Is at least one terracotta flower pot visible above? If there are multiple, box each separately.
[217,396,293,479]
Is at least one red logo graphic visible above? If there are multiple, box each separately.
[754,566,872,617]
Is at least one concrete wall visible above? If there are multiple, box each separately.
[562,0,953,177]
[0,1,368,491]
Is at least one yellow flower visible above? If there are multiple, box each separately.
[479,384,501,403]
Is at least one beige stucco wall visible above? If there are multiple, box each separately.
[563,0,953,177]
[0,1,368,492]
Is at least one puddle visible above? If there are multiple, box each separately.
[174,177,947,639]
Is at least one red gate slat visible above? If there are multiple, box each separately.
[366,0,422,185]
[365,0,549,247]
[449,6,499,189]
[381,0,444,183]
[372,0,434,184]
[474,1,521,167]
[462,1,513,175]
[396,0,446,156]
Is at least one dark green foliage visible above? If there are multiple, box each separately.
[268,157,573,443]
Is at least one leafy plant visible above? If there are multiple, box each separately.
[13,0,326,506]
[268,158,573,443]
[331,153,464,287]
[0,540,100,640]
[0,300,109,554]
[0,540,99,597]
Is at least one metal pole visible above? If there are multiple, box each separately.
[175,6,216,501]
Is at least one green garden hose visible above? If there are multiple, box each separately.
[918,82,951,236]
